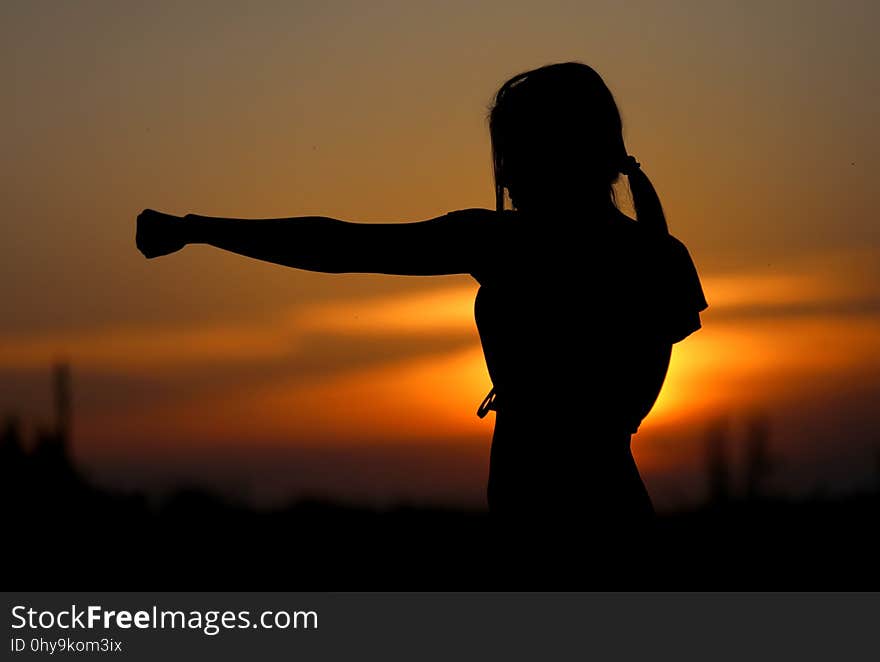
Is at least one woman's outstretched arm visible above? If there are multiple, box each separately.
[136,208,497,276]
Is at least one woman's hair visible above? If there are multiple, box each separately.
[488,62,668,234]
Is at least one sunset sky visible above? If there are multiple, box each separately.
[2,1,879,509]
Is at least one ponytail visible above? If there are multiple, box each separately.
[620,155,669,236]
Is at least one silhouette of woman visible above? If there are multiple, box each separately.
[136,62,707,542]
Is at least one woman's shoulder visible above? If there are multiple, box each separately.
[442,209,522,283]
[443,208,523,250]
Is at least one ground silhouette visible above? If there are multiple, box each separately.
[2,401,877,590]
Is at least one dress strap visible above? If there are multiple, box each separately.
[476,387,497,418]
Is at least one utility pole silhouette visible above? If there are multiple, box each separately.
[33,361,74,483]
[705,419,731,507]
[744,415,773,501]
[54,361,71,446]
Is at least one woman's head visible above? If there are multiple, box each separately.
[488,62,667,233]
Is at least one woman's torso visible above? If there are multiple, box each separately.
[472,208,671,436]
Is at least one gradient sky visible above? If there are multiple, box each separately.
[2,1,879,508]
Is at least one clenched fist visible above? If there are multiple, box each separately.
[136,209,187,258]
